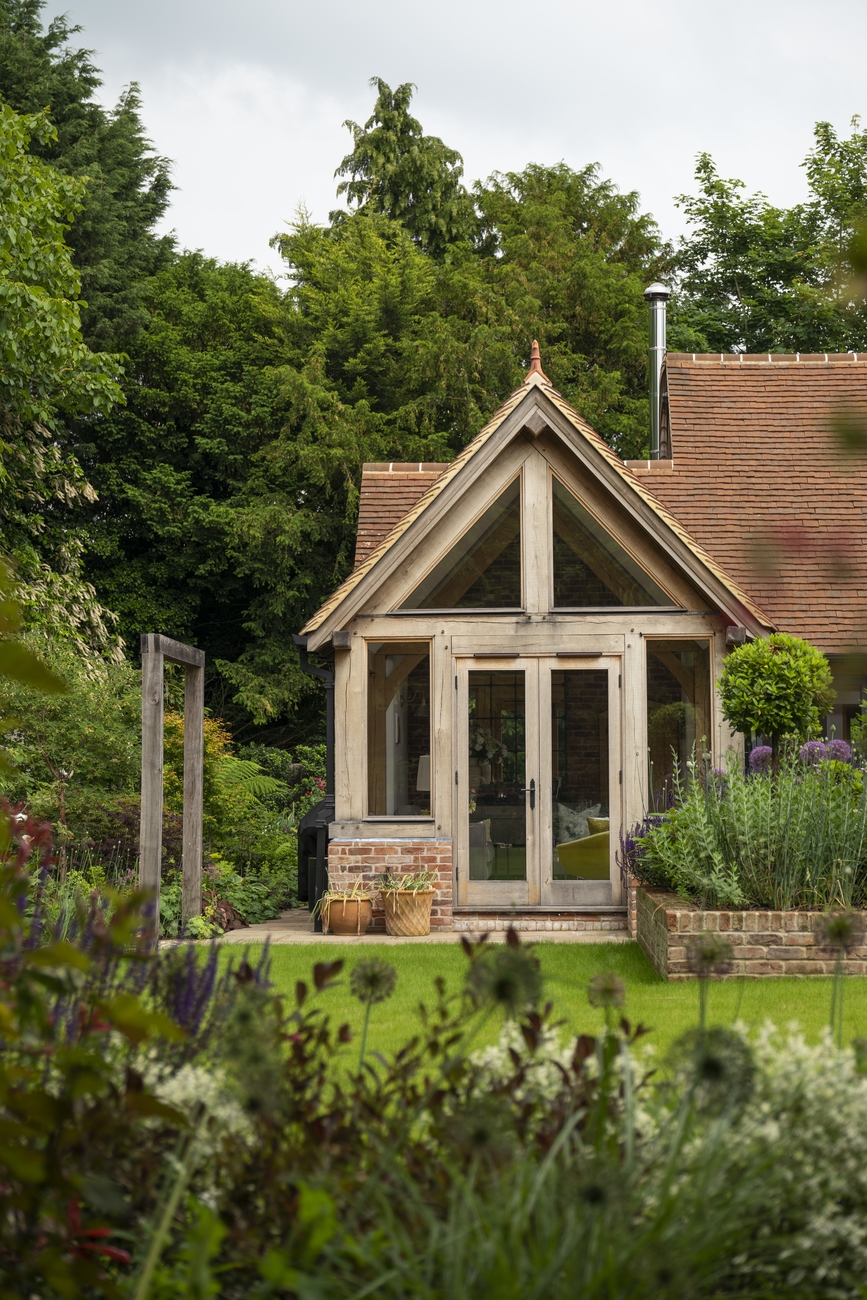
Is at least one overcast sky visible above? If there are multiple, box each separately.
[44,0,867,276]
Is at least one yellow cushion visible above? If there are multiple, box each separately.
[555,830,610,880]
[586,816,610,835]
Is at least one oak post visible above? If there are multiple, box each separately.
[140,634,164,937]
[182,663,204,926]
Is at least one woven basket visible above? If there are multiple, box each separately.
[381,888,435,937]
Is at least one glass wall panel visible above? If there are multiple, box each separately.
[552,477,670,608]
[367,642,431,815]
[646,639,712,803]
[551,670,610,881]
[468,671,526,881]
[401,479,521,610]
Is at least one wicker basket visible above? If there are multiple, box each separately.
[381,888,435,937]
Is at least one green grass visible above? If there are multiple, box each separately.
[226,941,867,1062]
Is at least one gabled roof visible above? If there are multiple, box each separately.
[301,356,774,640]
[355,464,449,567]
[638,353,867,653]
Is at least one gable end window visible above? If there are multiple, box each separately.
[401,479,521,611]
[551,477,670,609]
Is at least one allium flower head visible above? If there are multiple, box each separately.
[827,739,852,763]
[669,1026,756,1114]
[800,740,827,766]
[467,945,542,1014]
[687,932,734,979]
[444,1097,516,1164]
[748,746,773,773]
[816,910,865,953]
[349,957,397,1005]
[587,972,626,1010]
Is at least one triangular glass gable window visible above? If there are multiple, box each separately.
[401,479,521,610]
[552,477,670,607]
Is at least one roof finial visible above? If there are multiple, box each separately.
[525,339,551,384]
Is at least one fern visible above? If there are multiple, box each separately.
[213,756,286,801]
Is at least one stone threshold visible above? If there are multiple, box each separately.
[452,904,627,914]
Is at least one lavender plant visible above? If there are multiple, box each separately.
[632,749,867,909]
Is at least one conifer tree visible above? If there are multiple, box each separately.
[335,77,475,258]
[0,0,174,350]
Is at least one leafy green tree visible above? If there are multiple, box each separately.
[0,100,121,427]
[475,162,669,456]
[70,254,298,724]
[671,118,867,353]
[719,633,836,762]
[0,0,174,351]
[0,98,124,662]
[0,636,140,840]
[335,77,476,257]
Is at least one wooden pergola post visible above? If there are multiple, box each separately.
[140,634,205,939]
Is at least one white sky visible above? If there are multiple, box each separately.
[45,0,867,276]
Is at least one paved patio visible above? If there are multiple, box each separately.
[217,909,632,946]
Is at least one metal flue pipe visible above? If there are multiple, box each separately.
[644,282,671,459]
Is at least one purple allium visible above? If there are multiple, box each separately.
[826,739,852,763]
[749,746,773,773]
[800,741,827,766]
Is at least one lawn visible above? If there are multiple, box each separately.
[227,940,867,1063]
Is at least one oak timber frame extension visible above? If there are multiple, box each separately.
[299,364,773,929]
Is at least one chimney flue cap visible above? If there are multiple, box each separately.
[644,282,671,301]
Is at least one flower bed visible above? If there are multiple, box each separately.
[625,745,867,912]
[636,886,867,980]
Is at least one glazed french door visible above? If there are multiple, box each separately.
[455,655,621,908]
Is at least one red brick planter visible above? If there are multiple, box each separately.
[636,887,867,980]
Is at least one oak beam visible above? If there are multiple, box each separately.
[182,662,204,926]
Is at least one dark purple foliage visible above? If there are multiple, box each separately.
[827,739,852,763]
[800,741,827,765]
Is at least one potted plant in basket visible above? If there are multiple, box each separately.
[313,880,374,935]
[379,870,438,936]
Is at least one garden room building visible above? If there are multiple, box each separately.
[297,344,777,934]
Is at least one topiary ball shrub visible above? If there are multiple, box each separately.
[719,632,835,760]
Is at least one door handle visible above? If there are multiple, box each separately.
[521,778,536,810]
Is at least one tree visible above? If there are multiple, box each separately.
[70,254,300,727]
[0,0,174,351]
[0,98,124,664]
[671,118,867,354]
[0,637,140,843]
[335,77,476,258]
[475,162,669,456]
[719,633,836,764]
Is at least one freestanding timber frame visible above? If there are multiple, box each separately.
[140,634,205,936]
[298,347,774,934]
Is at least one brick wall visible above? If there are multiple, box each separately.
[636,887,867,979]
[625,875,639,939]
[327,839,453,931]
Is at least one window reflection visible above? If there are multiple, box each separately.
[402,480,521,610]
[367,642,431,815]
